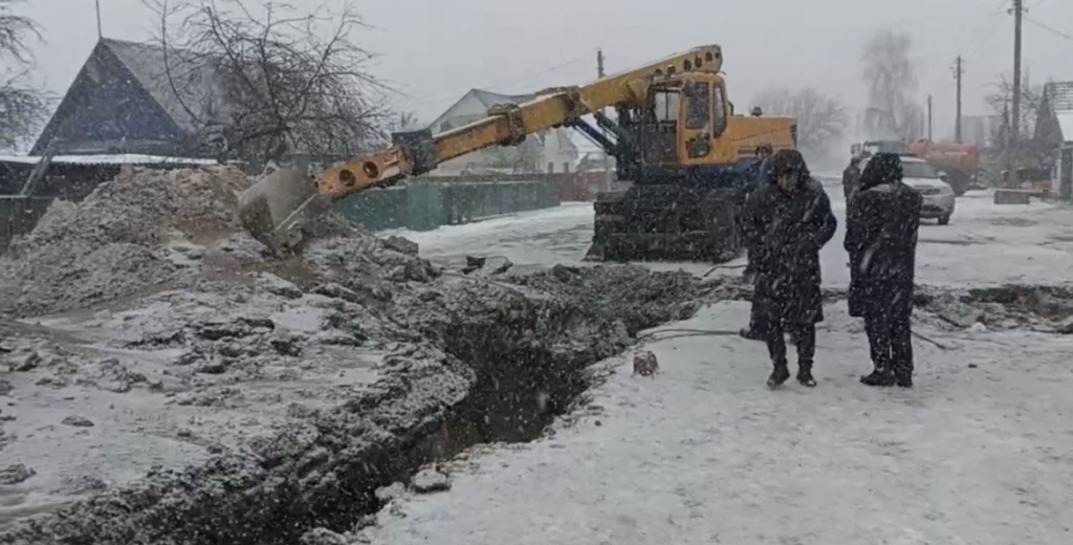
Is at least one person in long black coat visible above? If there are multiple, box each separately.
[743,149,837,388]
[842,156,862,201]
[739,145,774,341]
[844,153,923,388]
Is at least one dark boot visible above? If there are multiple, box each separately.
[860,369,895,387]
[797,363,817,388]
[739,327,765,341]
[895,373,913,388]
[767,361,790,389]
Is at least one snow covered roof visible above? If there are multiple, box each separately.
[1058,113,1073,144]
[101,38,227,134]
[0,154,219,166]
[31,38,229,156]
[428,89,536,133]
[1044,81,1073,113]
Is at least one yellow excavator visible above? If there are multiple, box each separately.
[238,44,796,261]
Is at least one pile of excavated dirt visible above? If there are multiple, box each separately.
[0,167,729,544]
[509,264,747,336]
[0,166,407,319]
[0,166,251,317]
[0,275,712,545]
[914,284,1073,332]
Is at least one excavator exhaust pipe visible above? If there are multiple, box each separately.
[237,169,332,256]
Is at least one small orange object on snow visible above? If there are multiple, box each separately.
[633,351,659,377]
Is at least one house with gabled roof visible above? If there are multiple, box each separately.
[428,89,578,175]
[31,38,227,157]
[1036,81,1073,200]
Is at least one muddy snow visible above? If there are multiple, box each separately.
[0,167,727,544]
[338,183,1073,545]
[1,169,1071,545]
[357,301,1073,545]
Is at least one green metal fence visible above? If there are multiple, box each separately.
[335,178,560,231]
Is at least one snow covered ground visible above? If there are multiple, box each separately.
[358,188,1073,545]
[361,302,1073,545]
[390,186,1073,287]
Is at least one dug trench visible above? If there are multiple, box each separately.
[5,269,1072,545]
[3,168,1071,544]
[0,166,721,544]
[0,260,727,545]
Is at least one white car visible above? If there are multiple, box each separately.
[900,157,956,225]
[858,155,956,225]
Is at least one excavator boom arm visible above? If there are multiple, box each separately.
[238,45,725,254]
[316,45,724,198]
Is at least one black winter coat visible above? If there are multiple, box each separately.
[743,178,837,325]
[842,164,861,201]
[844,181,923,318]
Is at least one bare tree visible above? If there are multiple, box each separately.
[985,75,1043,144]
[0,0,48,150]
[986,75,1051,168]
[387,110,420,133]
[754,87,848,154]
[861,29,921,141]
[146,0,389,168]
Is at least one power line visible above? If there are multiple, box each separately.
[992,0,1012,14]
[400,52,593,110]
[1023,15,1073,42]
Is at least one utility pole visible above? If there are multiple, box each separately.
[95,0,103,39]
[953,56,964,144]
[927,95,933,141]
[596,49,606,78]
[1003,97,1010,176]
[1008,0,1024,187]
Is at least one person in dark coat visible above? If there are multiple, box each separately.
[739,145,774,341]
[842,156,862,201]
[843,156,862,201]
[743,149,837,388]
[844,153,923,388]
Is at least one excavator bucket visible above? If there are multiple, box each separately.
[237,169,332,255]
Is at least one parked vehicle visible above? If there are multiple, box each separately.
[906,139,980,196]
[860,155,956,225]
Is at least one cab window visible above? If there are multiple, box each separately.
[654,90,680,124]
[712,83,727,136]
[684,82,710,130]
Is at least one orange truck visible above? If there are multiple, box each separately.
[906,139,980,196]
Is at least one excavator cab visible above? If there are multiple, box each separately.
[644,85,681,165]
[588,73,795,262]
[641,75,728,167]
[632,73,784,173]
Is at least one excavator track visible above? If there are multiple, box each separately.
[588,182,740,262]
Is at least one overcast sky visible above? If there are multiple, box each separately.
[15,0,1073,142]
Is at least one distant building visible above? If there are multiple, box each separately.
[1036,81,1073,199]
[32,38,226,158]
[960,115,1000,149]
[427,89,578,175]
